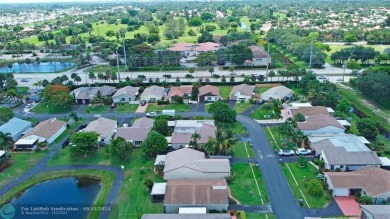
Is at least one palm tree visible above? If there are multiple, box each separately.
[185,74,194,82]
[212,74,220,82]
[208,66,214,77]
[0,131,14,158]
[163,74,171,81]
[33,81,42,90]
[89,72,96,83]
[25,58,32,72]
[97,72,104,82]
[189,132,201,149]
[268,70,276,82]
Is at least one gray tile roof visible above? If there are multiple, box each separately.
[163,148,230,173]
[230,84,254,99]
[141,85,165,99]
[360,205,390,219]
[322,145,381,166]
[100,85,116,96]
[112,86,139,98]
[297,115,345,130]
[115,127,150,142]
[132,117,154,128]
[261,85,292,99]
[84,117,117,139]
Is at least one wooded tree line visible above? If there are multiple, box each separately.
[267,29,327,68]
[356,67,390,108]
[330,46,380,65]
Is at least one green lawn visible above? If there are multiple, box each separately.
[263,126,296,150]
[232,121,248,135]
[234,102,253,114]
[281,162,332,208]
[85,105,110,113]
[249,104,280,120]
[30,102,72,114]
[47,146,163,218]
[205,103,211,112]
[16,87,30,95]
[229,164,269,205]
[0,150,47,189]
[219,86,233,100]
[115,104,138,113]
[53,120,84,144]
[232,142,255,158]
[146,103,189,112]
[254,87,271,94]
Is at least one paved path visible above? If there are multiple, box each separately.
[229,204,273,213]
[230,157,257,164]
[240,103,261,116]
[237,115,304,219]
[301,199,343,218]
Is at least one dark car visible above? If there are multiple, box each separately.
[141,100,147,106]
[111,103,116,108]
[21,79,29,82]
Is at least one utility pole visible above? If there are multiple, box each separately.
[342,60,346,82]
[266,42,270,82]
[121,29,128,76]
[309,26,314,69]
[116,50,121,82]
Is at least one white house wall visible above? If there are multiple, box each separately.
[113,94,137,103]
[164,204,228,214]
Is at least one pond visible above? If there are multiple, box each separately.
[0,62,75,73]
[7,177,101,219]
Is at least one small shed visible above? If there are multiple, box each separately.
[14,139,38,150]
[151,182,167,203]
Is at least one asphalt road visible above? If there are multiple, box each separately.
[237,115,304,219]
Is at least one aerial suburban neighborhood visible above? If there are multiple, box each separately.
[0,0,389,219]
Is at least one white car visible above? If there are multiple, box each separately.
[318,75,326,79]
[278,149,295,156]
[295,148,312,155]
[146,111,159,117]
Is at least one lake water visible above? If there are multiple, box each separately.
[6,177,101,219]
[0,62,75,73]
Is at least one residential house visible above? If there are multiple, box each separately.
[309,134,381,171]
[71,86,116,104]
[112,86,139,103]
[0,118,32,141]
[84,117,117,145]
[246,46,271,66]
[140,85,166,102]
[163,179,229,213]
[290,105,333,117]
[168,42,221,57]
[261,86,293,102]
[229,84,254,102]
[159,148,230,180]
[167,86,192,102]
[169,120,217,149]
[297,115,346,135]
[132,117,154,128]
[14,139,38,150]
[360,205,390,219]
[141,214,231,219]
[325,167,390,204]
[114,127,151,147]
[0,150,6,162]
[198,85,220,102]
[23,118,66,144]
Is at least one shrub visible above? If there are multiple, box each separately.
[312,158,319,165]
[307,179,323,196]
[248,98,257,104]
[143,177,153,190]
[356,195,373,204]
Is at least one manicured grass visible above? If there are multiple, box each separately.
[232,142,255,158]
[263,126,296,150]
[247,213,276,219]
[16,86,30,95]
[113,149,164,218]
[232,121,248,135]
[234,102,253,114]
[48,146,113,166]
[205,103,211,112]
[281,162,332,208]
[0,169,115,219]
[146,103,189,112]
[219,86,233,100]
[115,104,138,113]
[85,105,110,113]
[249,103,280,120]
[0,150,47,189]
[30,102,72,114]
[254,87,270,94]
[229,164,269,205]
[53,120,84,144]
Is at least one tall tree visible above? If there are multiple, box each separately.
[70,132,99,156]
[141,131,168,156]
[111,137,133,161]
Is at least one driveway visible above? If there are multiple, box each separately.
[334,196,361,216]
[191,102,205,112]
[135,103,147,113]
[228,100,236,109]
[237,115,304,219]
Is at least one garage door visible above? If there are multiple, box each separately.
[333,188,349,196]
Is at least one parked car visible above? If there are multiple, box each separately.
[122,123,128,127]
[318,75,326,79]
[180,65,187,68]
[295,148,312,155]
[255,162,259,167]
[111,103,116,108]
[278,149,295,156]
[146,111,159,117]
[336,78,343,82]
[140,100,147,106]
[21,79,29,82]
